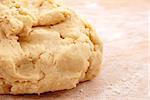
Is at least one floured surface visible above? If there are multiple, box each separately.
[0,0,149,99]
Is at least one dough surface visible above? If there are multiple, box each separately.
[0,0,103,94]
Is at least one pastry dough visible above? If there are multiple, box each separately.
[0,0,103,94]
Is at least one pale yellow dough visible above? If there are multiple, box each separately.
[0,0,103,94]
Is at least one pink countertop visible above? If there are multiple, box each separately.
[0,0,149,99]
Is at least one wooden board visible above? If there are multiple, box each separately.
[0,0,149,99]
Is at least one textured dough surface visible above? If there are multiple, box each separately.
[0,0,103,94]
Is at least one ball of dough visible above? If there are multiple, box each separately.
[0,0,103,94]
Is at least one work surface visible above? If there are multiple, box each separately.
[0,0,149,99]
